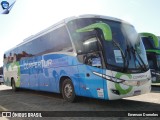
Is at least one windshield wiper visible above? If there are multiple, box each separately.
[130,46,147,71]
[112,39,128,72]
[124,44,131,71]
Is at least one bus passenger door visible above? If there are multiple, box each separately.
[77,51,105,99]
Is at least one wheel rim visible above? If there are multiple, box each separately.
[64,83,73,98]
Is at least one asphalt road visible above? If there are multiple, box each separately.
[0,85,159,120]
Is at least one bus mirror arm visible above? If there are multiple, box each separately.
[76,22,112,41]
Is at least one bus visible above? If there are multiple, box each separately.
[3,15,151,102]
[140,32,160,84]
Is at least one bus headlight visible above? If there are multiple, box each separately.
[111,77,125,83]
[93,72,125,83]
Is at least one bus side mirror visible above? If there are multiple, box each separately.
[76,22,112,42]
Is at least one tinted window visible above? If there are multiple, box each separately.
[25,26,72,55]
[7,26,73,61]
[142,37,154,49]
[41,26,73,53]
[147,53,157,69]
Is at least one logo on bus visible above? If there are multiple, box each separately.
[132,75,147,79]
[24,60,53,70]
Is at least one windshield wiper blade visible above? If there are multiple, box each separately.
[131,46,147,71]
[124,44,131,71]
[112,39,128,72]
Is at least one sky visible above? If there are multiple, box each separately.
[0,0,160,66]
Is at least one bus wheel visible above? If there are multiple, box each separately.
[62,78,76,102]
[11,79,17,91]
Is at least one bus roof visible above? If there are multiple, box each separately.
[23,14,131,43]
[4,14,132,54]
[64,14,131,24]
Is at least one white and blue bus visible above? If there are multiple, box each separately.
[3,15,151,102]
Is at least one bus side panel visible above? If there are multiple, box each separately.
[38,67,57,92]
[54,65,80,95]
[20,57,36,89]
[42,54,80,95]
[77,64,105,99]
[8,53,80,94]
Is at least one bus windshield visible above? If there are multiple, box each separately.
[67,18,149,73]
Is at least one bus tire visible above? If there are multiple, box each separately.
[11,79,18,92]
[62,78,76,102]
